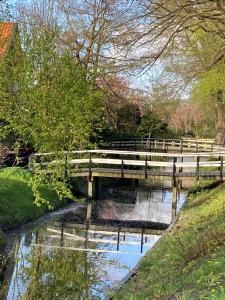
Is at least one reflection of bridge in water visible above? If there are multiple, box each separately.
[31,138,225,226]
[33,221,161,255]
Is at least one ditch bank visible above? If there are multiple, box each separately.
[113,180,225,300]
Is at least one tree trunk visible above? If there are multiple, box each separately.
[214,90,225,144]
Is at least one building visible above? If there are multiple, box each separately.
[0,22,18,58]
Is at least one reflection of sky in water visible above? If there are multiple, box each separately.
[6,185,186,300]
[7,236,33,300]
[98,188,186,224]
[7,229,160,300]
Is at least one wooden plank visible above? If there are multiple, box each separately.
[34,148,225,159]
[38,158,223,169]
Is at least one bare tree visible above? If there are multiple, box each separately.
[15,0,124,74]
[116,1,225,70]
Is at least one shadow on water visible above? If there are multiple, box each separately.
[1,177,191,300]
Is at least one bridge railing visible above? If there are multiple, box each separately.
[30,149,225,179]
[107,138,225,153]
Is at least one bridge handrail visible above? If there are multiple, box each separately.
[32,149,225,159]
[108,137,221,146]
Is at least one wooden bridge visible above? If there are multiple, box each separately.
[30,138,225,221]
[32,149,225,181]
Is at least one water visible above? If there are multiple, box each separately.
[1,178,188,300]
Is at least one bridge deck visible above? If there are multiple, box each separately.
[68,168,223,179]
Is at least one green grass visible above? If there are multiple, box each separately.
[0,167,67,233]
[113,180,225,300]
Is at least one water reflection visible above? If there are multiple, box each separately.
[96,185,185,224]
[3,179,187,300]
[6,225,159,300]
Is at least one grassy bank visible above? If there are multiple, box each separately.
[0,167,67,241]
[114,180,225,300]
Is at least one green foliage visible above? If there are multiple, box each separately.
[18,246,96,300]
[0,27,104,152]
[191,62,225,107]
[0,25,105,201]
[114,181,225,299]
[137,109,177,138]
[0,167,67,230]
[116,103,141,135]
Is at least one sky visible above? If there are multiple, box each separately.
[2,0,161,94]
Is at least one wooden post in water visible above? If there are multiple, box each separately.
[117,227,121,251]
[179,157,183,173]
[140,228,145,253]
[172,157,177,182]
[172,183,178,220]
[87,177,93,222]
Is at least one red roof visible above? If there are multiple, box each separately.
[0,22,17,57]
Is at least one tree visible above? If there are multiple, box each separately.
[0,26,104,152]
[111,0,225,142]
[15,0,122,74]
[191,62,225,142]
[137,108,175,138]
[116,1,225,70]
[0,22,105,204]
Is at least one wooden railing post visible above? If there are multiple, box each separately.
[196,156,200,180]
[145,155,148,179]
[121,154,124,178]
[173,157,177,182]
[180,141,183,153]
[89,152,92,180]
[220,156,223,181]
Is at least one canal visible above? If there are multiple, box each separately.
[1,177,190,300]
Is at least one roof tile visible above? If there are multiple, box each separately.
[0,22,16,57]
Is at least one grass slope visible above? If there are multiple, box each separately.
[114,181,225,300]
[0,167,66,233]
